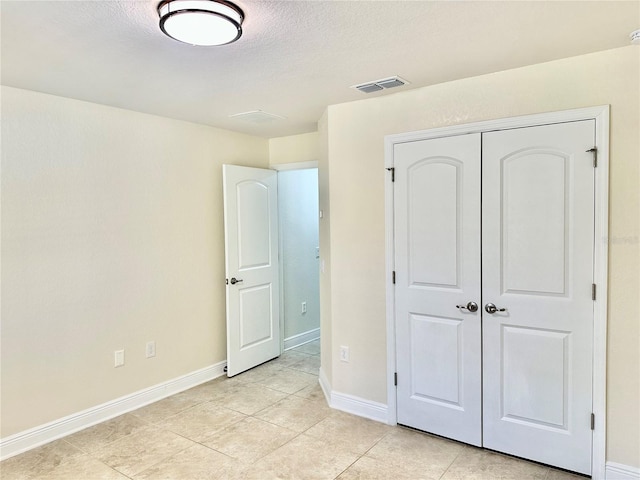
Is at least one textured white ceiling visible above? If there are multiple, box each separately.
[1,0,638,137]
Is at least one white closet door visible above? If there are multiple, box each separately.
[482,121,595,474]
[394,133,482,446]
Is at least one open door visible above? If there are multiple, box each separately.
[223,165,280,377]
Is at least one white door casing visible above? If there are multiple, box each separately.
[223,165,280,377]
[394,133,483,446]
[390,114,603,475]
[481,121,595,474]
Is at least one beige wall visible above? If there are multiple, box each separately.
[0,86,269,436]
[269,132,319,166]
[321,46,639,467]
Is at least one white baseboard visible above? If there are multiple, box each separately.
[318,367,332,404]
[606,462,640,480]
[283,328,320,351]
[0,361,226,461]
[317,367,388,424]
[330,390,389,424]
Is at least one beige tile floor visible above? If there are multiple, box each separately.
[1,340,587,480]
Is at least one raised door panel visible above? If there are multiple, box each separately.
[239,284,274,349]
[408,160,460,288]
[409,314,463,407]
[502,151,568,296]
[237,181,272,270]
[501,326,570,429]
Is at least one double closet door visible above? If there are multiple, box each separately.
[393,121,595,475]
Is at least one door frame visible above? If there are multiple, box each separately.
[384,106,609,477]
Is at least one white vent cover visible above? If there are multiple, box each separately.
[229,110,286,124]
[351,76,410,94]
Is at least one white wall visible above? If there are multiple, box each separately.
[278,169,320,343]
[0,86,270,437]
[320,46,639,468]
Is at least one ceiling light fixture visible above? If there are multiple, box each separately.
[158,0,244,46]
[631,29,640,45]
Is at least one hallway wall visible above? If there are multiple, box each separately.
[278,169,320,345]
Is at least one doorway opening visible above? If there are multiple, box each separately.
[223,163,320,377]
[276,166,320,353]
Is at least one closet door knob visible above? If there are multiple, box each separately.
[456,302,478,312]
[484,303,506,314]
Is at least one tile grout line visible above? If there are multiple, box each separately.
[331,428,395,479]
[436,443,467,480]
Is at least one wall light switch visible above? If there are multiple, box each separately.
[114,349,125,368]
[339,346,350,362]
[146,341,156,358]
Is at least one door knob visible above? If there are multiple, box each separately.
[456,302,478,312]
[484,303,506,314]
[229,277,243,285]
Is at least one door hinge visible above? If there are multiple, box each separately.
[392,271,396,284]
[586,147,597,168]
[386,167,395,182]
[591,413,595,430]
[592,283,596,301]
[394,372,398,386]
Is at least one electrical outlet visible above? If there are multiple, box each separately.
[114,349,125,367]
[339,345,349,362]
[146,341,156,358]
[301,302,307,314]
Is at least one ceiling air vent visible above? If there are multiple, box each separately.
[352,76,409,94]
[356,83,383,93]
[229,110,286,124]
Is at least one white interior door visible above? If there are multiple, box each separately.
[482,121,595,474]
[394,133,483,446]
[223,165,280,377]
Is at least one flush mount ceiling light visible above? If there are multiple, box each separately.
[631,29,640,45]
[158,0,244,46]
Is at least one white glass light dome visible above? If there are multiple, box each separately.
[158,0,244,46]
